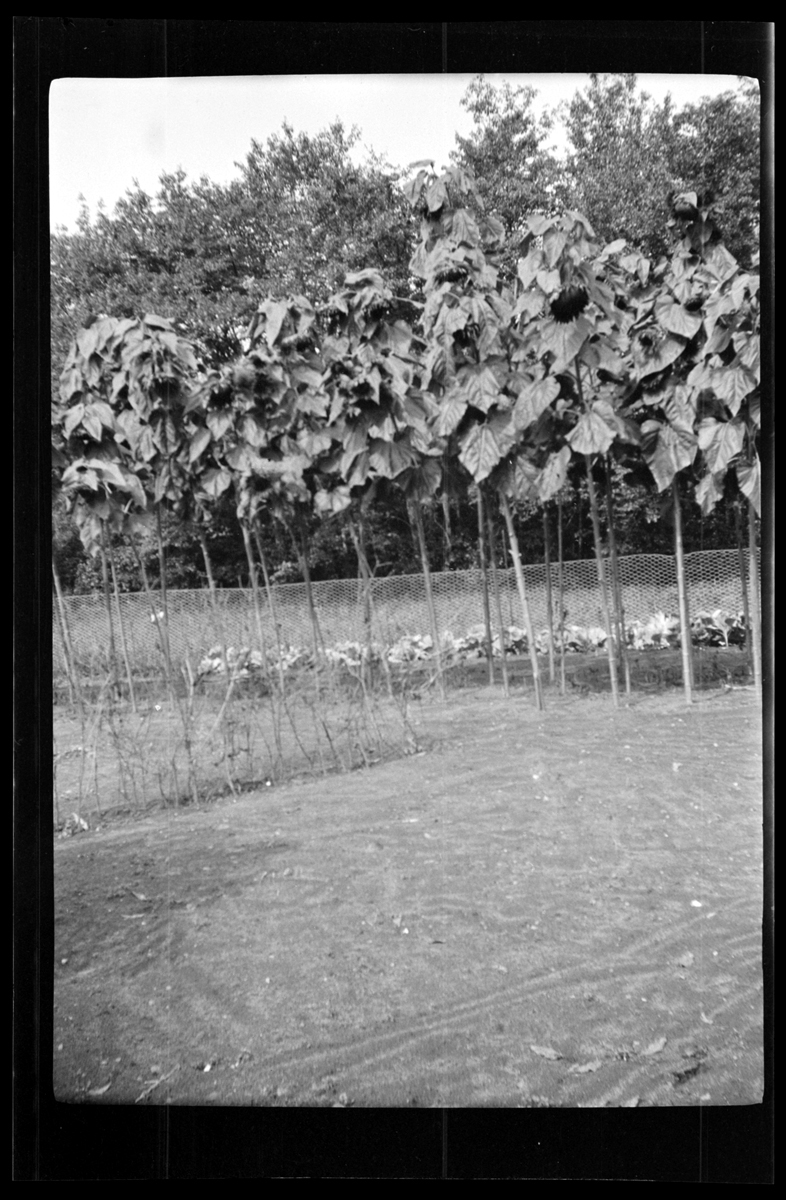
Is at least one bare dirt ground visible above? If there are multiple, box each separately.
[53,684,763,1108]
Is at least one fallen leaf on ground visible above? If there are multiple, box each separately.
[641,1037,667,1056]
[87,1081,112,1096]
[530,1045,562,1060]
[568,1059,603,1074]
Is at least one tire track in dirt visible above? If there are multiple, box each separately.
[55,690,763,1106]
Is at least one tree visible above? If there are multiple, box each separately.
[670,81,761,270]
[560,74,761,271]
[560,73,679,261]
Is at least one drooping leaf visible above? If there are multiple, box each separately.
[566,410,615,457]
[81,410,103,442]
[513,377,560,432]
[733,332,760,381]
[536,268,561,295]
[640,419,697,491]
[259,299,289,349]
[517,251,542,290]
[136,426,156,463]
[396,456,442,501]
[426,178,449,212]
[314,486,352,517]
[695,471,725,516]
[697,418,744,475]
[199,467,233,499]
[344,450,370,489]
[451,207,481,246]
[663,385,696,430]
[702,289,736,342]
[592,400,641,444]
[206,408,234,441]
[188,426,212,464]
[484,410,518,459]
[736,456,760,515]
[600,238,627,258]
[63,404,85,439]
[542,229,568,268]
[654,294,702,339]
[527,215,557,237]
[461,364,502,414]
[368,438,418,479]
[710,365,757,415]
[538,445,572,501]
[239,413,267,449]
[492,454,540,501]
[458,422,505,483]
[542,315,592,372]
[435,388,469,438]
[514,290,546,321]
[703,242,739,284]
[631,331,686,379]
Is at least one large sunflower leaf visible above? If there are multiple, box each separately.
[512,376,560,433]
[542,316,592,372]
[697,417,744,476]
[368,437,419,479]
[458,422,504,483]
[537,445,572,501]
[566,410,615,456]
[695,471,725,516]
[640,419,697,491]
[434,388,469,438]
[631,331,686,379]
[396,456,442,501]
[654,294,702,339]
[710,365,757,415]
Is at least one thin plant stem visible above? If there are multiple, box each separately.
[408,499,445,701]
[672,477,694,705]
[477,490,495,686]
[557,491,566,696]
[127,536,176,703]
[106,534,138,713]
[98,523,120,699]
[735,499,751,650]
[542,506,556,685]
[52,558,83,715]
[573,357,619,707]
[486,505,509,697]
[499,494,544,711]
[603,457,631,696]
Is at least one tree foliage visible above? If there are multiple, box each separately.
[52,82,760,593]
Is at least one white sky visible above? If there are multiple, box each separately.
[49,73,747,232]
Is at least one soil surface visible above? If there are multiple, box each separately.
[54,685,763,1108]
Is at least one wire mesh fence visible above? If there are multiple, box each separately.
[54,548,759,681]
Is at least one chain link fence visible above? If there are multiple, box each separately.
[54,548,759,679]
